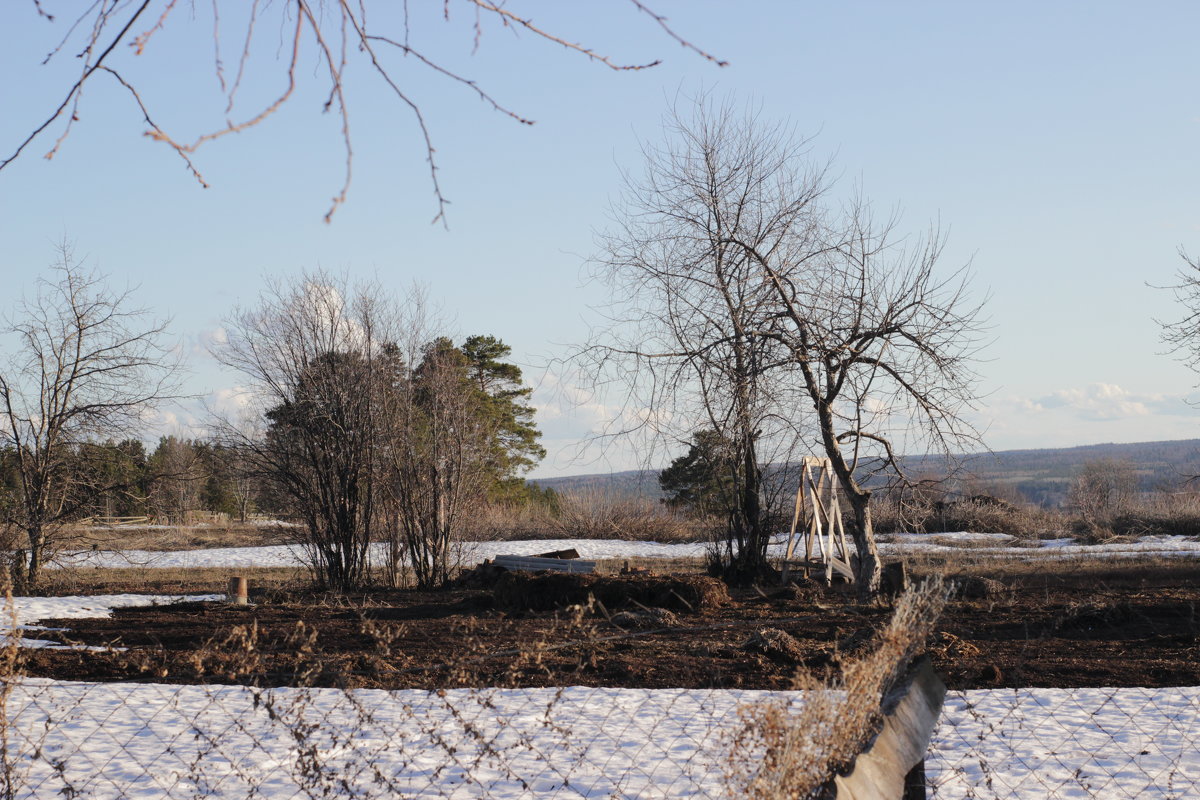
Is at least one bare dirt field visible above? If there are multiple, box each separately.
[20,563,1200,692]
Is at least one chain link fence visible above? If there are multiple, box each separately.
[1,543,1197,799]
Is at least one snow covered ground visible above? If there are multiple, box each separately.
[2,677,1195,799]
[50,531,1200,570]
[928,687,1200,799]
[0,592,1195,798]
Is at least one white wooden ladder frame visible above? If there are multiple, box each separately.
[781,456,855,584]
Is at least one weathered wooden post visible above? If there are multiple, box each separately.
[830,656,946,800]
[227,575,249,605]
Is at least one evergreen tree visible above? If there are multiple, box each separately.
[459,335,546,499]
[659,429,738,516]
[77,439,150,518]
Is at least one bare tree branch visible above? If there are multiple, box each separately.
[8,1,724,222]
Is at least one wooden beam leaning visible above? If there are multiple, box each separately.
[830,656,947,800]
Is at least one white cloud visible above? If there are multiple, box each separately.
[208,386,253,416]
[1031,383,1190,422]
[1040,383,1151,421]
[526,370,667,476]
[975,383,1200,452]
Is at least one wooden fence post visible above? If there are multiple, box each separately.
[830,656,946,800]
[227,576,249,605]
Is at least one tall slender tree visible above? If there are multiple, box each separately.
[0,246,180,586]
[460,335,546,502]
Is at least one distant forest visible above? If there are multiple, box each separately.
[533,439,1200,509]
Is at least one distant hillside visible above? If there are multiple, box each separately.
[532,439,1200,508]
[532,469,663,499]
[925,439,1200,507]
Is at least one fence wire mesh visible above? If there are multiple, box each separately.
[0,543,1197,799]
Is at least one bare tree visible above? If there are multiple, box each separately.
[148,435,205,525]
[213,272,396,590]
[1070,457,1139,524]
[6,1,723,223]
[580,100,826,582]
[385,335,498,588]
[0,247,181,586]
[583,98,986,592]
[740,205,985,593]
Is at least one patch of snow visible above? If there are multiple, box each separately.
[884,532,1017,544]
[4,680,757,798]
[928,687,1200,798]
[52,531,1200,571]
[5,593,223,651]
[2,679,1195,798]
[8,593,224,628]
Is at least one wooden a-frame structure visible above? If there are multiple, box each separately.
[780,456,855,584]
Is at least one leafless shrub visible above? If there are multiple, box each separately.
[872,495,1063,541]
[725,578,946,800]
[1069,458,1139,536]
[552,488,700,543]
[213,271,400,591]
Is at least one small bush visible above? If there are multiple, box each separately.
[872,496,1063,540]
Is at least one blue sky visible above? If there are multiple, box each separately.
[2,1,1199,477]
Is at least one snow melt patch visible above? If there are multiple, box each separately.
[6,593,223,651]
[10,593,224,628]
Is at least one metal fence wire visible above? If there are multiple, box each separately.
[1,547,1197,799]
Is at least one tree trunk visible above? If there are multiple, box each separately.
[846,490,882,597]
[25,528,45,590]
[724,437,770,584]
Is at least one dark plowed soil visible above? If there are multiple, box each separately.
[18,564,1200,691]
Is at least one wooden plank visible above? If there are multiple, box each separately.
[829,558,856,582]
[534,548,581,560]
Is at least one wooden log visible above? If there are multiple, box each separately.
[533,548,581,560]
[831,656,946,800]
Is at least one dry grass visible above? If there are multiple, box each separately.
[725,578,946,800]
[545,489,708,543]
[60,522,297,552]
[871,497,1063,540]
[30,566,310,597]
[1075,491,1200,541]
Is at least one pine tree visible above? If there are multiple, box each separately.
[659,429,738,516]
[459,335,546,501]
